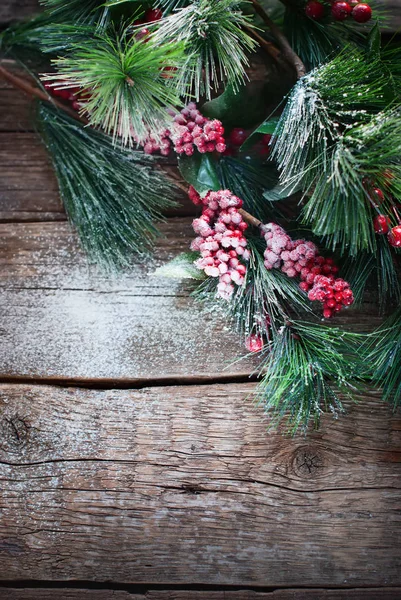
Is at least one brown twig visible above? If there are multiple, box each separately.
[0,64,83,122]
[248,0,306,79]
[0,64,265,229]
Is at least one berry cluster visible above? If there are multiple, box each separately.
[261,222,354,317]
[305,0,372,23]
[189,187,250,299]
[140,104,226,157]
[171,103,226,156]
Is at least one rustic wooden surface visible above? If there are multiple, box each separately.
[1,2,401,599]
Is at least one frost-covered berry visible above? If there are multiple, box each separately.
[260,221,354,317]
[190,189,249,299]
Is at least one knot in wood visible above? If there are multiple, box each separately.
[4,414,31,447]
[293,446,324,478]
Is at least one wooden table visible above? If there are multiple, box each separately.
[1,3,401,599]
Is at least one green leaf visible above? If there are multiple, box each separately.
[178,153,220,194]
[240,116,280,151]
[255,117,280,135]
[154,252,205,280]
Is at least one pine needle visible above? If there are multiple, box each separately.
[152,0,257,100]
[46,27,184,145]
[37,102,177,269]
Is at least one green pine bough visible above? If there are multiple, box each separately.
[1,0,400,434]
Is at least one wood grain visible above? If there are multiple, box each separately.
[0,220,259,381]
[1,589,401,600]
[0,0,40,24]
[0,383,400,586]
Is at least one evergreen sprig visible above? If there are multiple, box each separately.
[271,49,392,189]
[39,0,114,28]
[37,102,177,268]
[152,0,257,99]
[46,28,184,144]
[255,321,362,434]
[364,309,401,408]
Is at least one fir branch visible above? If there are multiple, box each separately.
[37,102,177,268]
[46,28,184,144]
[364,308,401,408]
[0,15,95,57]
[255,320,362,434]
[39,0,115,28]
[302,107,401,255]
[271,49,392,189]
[343,237,401,311]
[151,0,257,100]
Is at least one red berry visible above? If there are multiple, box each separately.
[136,27,150,40]
[331,1,352,20]
[323,308,333,319]
[229,128,248,147]
[261,134,272,146]
[245,334,264,353]
[352,2,372,22]
[305,0,325,20]
[145,8,163,22]
[388,225,401,247]
[300,281,310,292]
[373,214,391,235]
[326,298,337,309]
[370,187,385,205]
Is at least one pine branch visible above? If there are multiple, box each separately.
[254,320,362,434]
[46,27,184,145]
[39,0,114,28]
[364,308,401,409]
[151,0,257,100]
[37,102,177,269]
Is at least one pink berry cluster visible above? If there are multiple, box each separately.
[140,103,226,157]
[261,222,354,318]
[189,186,250,300]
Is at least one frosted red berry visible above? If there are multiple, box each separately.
[229,128,248,147]
[352,2,372,22]
[331,1,352,20]
[190,189,250,299]
[305,1,325,20]
[388,225,401,247]
[373,215,391,235]
[245,334,264,353]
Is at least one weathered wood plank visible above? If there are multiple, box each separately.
[0,220,385,380]
[0,220,258,380]
[1,589,401,600]
[0,384,400,585]
[0,0,40,25]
